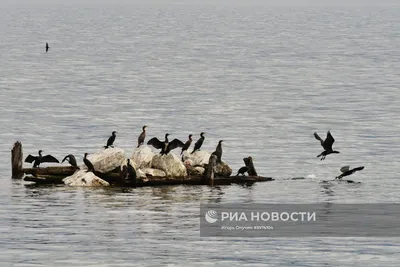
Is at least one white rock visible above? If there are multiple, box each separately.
[182,150,211,167]
[141,168,166,177]
[131,146,155,169]
[81,147,125,173]
[136,169,146,178]
[63,170,110,187]
[151,153,187,177]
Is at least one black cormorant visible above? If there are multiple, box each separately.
[61,154,79,169]
[147,133,184,155]
[25,150,59,168]
[180,134,193,155]
[104,131,117,148]
[211,140,223,163]
[191,132,205,154]
[46,42,49,53]
[336,166,364,179]
[314,131,340,160]
[137,126,147,148]
[237,166,248,176]
[83,153,95,172]
[120,159,137,186]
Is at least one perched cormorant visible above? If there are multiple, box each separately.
[104,131,117,148]
[180,134,193,155]
[147,133,184,155]
[46,42,49,53]
[137,126,147,148]
[211,140,223,163]
[83,153,95,172]
[120,159,137,186]
[336,166,364,179]
[237,166,248,176]
[314,131,340,160]
[25,150,59,168]
[61,154,79,169]
[191,132,205,154]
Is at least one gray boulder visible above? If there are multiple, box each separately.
[215,161,232,177]
[131,146,155,169]
[81,148,125,173]
[182,150,211,167]
[151,153,187,177]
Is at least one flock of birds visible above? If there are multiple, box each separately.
[24,125,364,180]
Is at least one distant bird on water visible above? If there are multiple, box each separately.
[104,131,117,148]
[147,133,184,155]
[137,126,147,148]
[211,140,223,163]
[25,150,59,168]
[46,42,49,53]
[61,154,79,170]
[336,166,364,179]
[191,132,205,154]
[314,131,340,160]
[83,153,95,172]
[180,134,193,155]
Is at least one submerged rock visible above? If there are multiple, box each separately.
[151,153,187,177]
[131,146,155,169]
[63,170,110,187]
[82,148,125,173]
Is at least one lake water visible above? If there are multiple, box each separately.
[0,2,399,266]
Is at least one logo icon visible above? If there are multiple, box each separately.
[205,210,218,223]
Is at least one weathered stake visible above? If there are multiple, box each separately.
[11,141,24,179]
[243,156,258,176]
[205,154,217,185]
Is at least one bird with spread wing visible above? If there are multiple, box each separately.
[147,133,184,155]
[314,131,340,160]
[25,150,59,168]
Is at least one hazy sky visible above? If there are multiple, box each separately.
[1,0,399,6]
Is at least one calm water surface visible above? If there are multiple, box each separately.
[0,2,399,266]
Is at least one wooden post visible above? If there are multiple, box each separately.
[243,156,258,177]
[11,141,24,179]
[205,154,217,185]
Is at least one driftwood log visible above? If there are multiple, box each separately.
[12,142,274,186]
[11,141,23,179]
[243,156,258,176]
[24,174,271,186]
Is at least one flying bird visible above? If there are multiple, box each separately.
[314,131,340,160]
[104,131,117,148]
[25,150,59,168]
[191,132,205,154]
[147,133,184,155]
[46,42,50,53]
[336,166,364,179]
